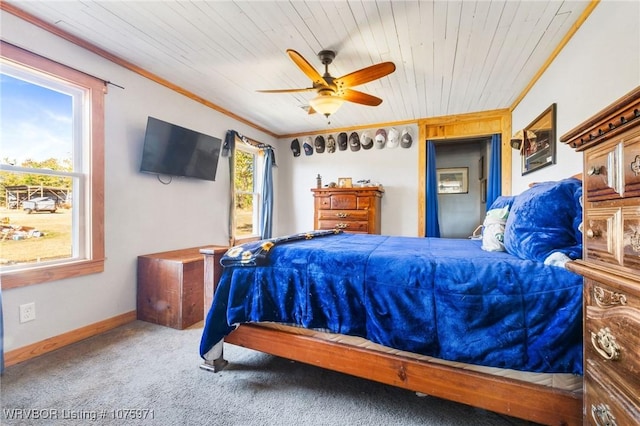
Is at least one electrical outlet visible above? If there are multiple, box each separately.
[19,302,36,323]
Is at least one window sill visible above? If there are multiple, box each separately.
[1,258,105,289]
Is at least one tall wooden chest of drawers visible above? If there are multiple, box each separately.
[561,86,640,425]
[311,187,384,234]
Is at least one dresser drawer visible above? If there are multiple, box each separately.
[585,315,640,403]
[317,209,368,221]
[586,142,623,201]
[584,207,621,265]
[330,194,357,210]
[623,131,640,197]
[317,197,331,209]
[622,205,640,269]
[585,371,640,426]
[317,219,368,233]
[584,280,640,404]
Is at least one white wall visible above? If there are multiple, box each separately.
[1,11,277,352]
[276,125,419,237]
[2,0,637,355]
[511,0,640,195]
[435,142,485,238]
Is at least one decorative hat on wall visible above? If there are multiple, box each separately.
[349,132,361,151]
[314,135,325,153]
[387,128,400,148]
[338,132,348,151]
[375,129,387,149]
[400,128,413,148]
[303,137,313,155]
[291,138,300,157]
[361,131,374,150]
[326,135,336,153]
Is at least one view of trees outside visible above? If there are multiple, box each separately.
[1,72,74,266]
[234,149,257,236]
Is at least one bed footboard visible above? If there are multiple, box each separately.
[223,323,583,426]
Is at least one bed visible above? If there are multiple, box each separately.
[200,177,585,425]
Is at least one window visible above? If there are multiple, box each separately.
[232,144,264,243]
[0,41,105,289]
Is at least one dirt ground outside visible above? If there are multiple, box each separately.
[0,207,72,266]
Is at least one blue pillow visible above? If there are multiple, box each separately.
[504,178,582,262]
[488,195,515,210]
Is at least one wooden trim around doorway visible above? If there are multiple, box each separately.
[417,109,512,236]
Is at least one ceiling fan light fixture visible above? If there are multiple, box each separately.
[309,93,344,117]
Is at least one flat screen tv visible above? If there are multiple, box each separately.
[140,116,222,181]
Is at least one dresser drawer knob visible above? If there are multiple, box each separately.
[336,212,348,218]
[591,328,620,361]
[335,223,348,229]
[586,228,601,238]
[591,403,617,426]
[588,165,603,176]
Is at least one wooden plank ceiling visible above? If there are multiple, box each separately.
[3,1,592,137]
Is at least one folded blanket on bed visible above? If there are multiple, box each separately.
[201,234,583,375]
[221,229,342,267]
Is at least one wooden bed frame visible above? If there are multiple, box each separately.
[200,249,583,426]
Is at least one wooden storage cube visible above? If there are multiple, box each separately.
[137,246,225,329]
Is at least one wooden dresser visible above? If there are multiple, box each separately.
[561,86,640,425]
[311,187,384,234]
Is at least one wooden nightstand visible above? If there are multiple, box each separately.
[137,246,227,329]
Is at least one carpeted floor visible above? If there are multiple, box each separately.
[1,320,540,425]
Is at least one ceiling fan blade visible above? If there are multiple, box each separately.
[335,62,396,88]
[286,49,328,87]
[338,89,383,106]
[256,87,315,93]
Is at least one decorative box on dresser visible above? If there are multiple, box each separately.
[561,86,640,425]
[311,186,384,234]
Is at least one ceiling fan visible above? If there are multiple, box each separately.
[258,49,396,118]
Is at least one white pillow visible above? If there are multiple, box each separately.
[481,206,510,252]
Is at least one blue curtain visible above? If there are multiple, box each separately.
[1,290,4,374]
[486,134,502,208]
[223,130,276,241]
[260,149,274,239]
[223,131,237,241]
[425,141,441,237]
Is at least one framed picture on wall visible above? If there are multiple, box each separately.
[437,167,469,194]
[521,103,556,175]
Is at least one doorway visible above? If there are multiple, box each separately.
[434,137,491,238]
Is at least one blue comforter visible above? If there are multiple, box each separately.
[200,233,583,374]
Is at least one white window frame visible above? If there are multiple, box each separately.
[232,143,264,244]
[0,41,105,289]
